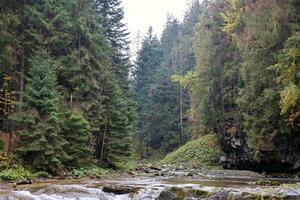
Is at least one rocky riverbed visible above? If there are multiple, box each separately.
[0,167,299,200]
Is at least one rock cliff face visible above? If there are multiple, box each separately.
[218,118,251,170]
[218,119,300,172]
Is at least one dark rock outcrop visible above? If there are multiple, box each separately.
[102,185,140,195]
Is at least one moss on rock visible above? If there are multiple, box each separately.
[157,187,211,200]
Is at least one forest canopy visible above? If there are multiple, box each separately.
[0,0,299,174]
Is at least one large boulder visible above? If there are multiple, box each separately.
[102,185,140,195]
[157,187,210,200]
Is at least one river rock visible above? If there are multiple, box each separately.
[284,189,300,200]
[209,191,228,200]
[149,166,162,171]
[16,179,32,185]
[187,172,196,177]
[157,187,211,200]
[102,185,140,195]
[157,190,178,200]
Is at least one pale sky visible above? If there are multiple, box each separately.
[122,0,192,57]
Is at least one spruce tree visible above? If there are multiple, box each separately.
[61,111,92,167]
[15,48,67,173]
[95,0,131,82]
[97,74,133,164]
[135,27,164,155]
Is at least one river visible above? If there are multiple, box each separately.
[0,169,299,199]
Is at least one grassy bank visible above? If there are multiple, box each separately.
[160,134,222,169]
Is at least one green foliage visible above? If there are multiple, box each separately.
[0,0,299,174]
[234,0,297,162]
[69,165,109,179]
[273,32,300,130]
[255,179,280,186]
[221,0,244,35]
[161,134,222,168]
[134,2,202,155]
[0,165,33,181]
[14,48,67,172]
[61,111,92,167]
[180,0,241,137]
[34,171,52,179]
[0,0,134,173]
[113,160,138,171]
[134,27,164,155]
[0,153,17,171]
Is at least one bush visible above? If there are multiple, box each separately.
[0,153,18,170]
[69,165,109,179]
[161,134,222,168]
[34,171,52,179]
[0,165,33,181]
[113,160,138,171]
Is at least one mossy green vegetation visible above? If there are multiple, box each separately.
[279,183,300,189]
[0,165,33,181]
[159,187,211,200]
[255,179,280,186]
[69,165,109,179]
[113,160,138,171]
[0,165,109,181]
[161,134,222,168]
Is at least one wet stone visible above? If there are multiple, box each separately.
[16,179,32,185]
[209,191,228,200]
[285,189,300,200]
[157,190,178,200]
[102,185,140,195]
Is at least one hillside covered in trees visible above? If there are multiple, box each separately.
[0,0,299,178]
[134,0,300,172]
[0,0,134,174]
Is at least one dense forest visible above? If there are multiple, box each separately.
[0,0,299,178]
[0,0,134,174]
[134,0,300,171]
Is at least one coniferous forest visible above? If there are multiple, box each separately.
[0,0,299,182]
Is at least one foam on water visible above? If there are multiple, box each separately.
[0,184,118,200]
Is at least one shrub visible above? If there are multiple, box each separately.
[0,165,33,181]
[69,165,109,179]
[34,171,52,179]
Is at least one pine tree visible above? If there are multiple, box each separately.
[61,111,92,167]
[153,16,189,151]
[97,74,133,164]
[185,0,233,135]
[95,0,131,83]
[14,48,67,173]
[135,27,164,156]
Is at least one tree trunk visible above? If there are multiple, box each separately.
[100,119,108,163]
[178,41,183,144]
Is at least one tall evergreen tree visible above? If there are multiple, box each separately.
[95,0,131,83]
[95,0,135,164]
[61,111,92,167]
[135,27,164,155]
[14,48,67,173]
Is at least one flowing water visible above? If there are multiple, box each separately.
[0,172,299,200]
